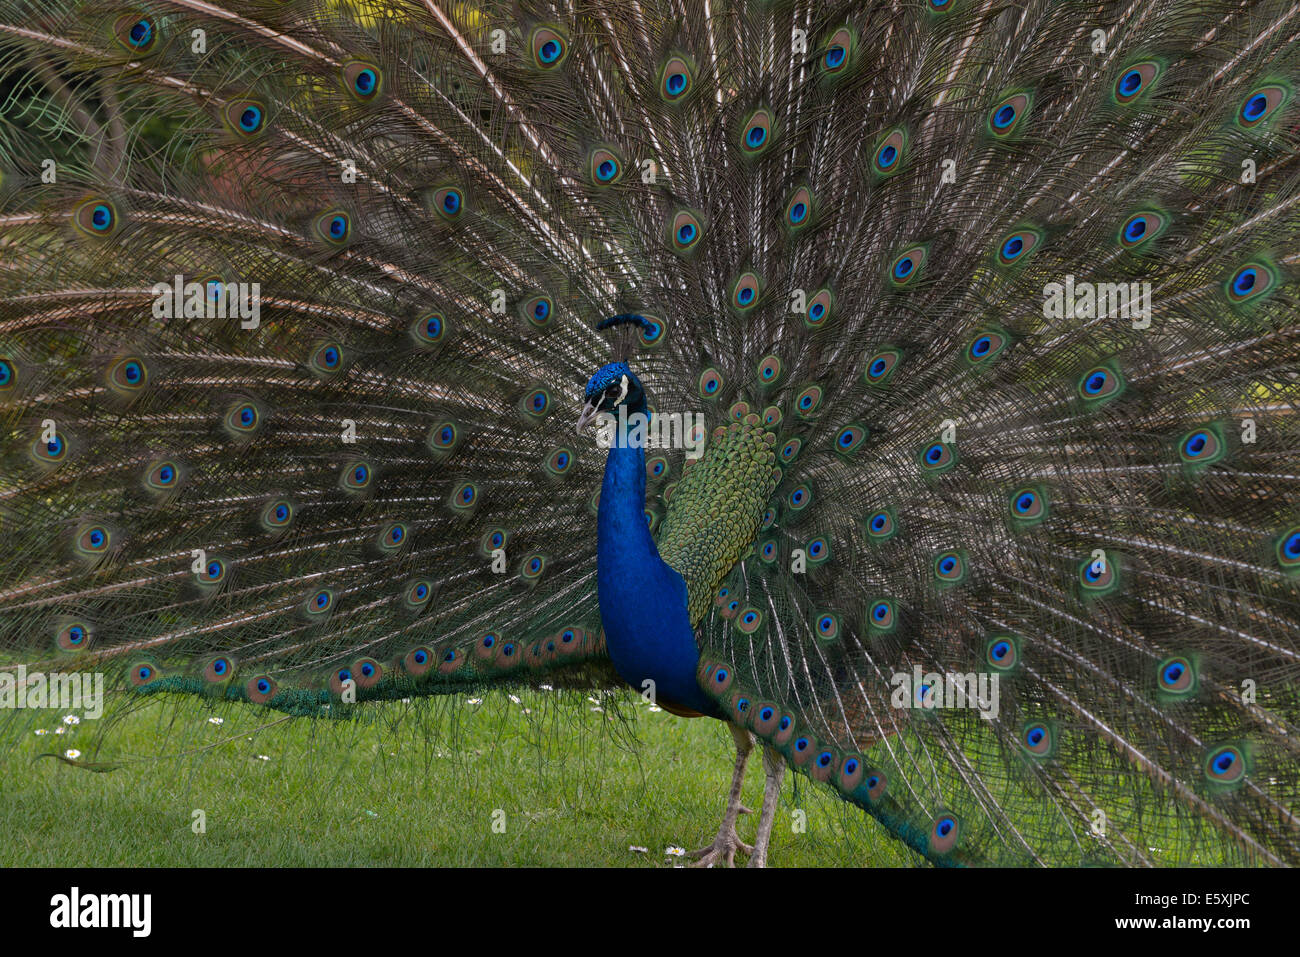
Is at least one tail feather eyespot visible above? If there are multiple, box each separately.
[784,186,814,232]
[1237,84,1290,128]
[740,107,774,155]
[872,128,907,176]
[588,146,624,186]
[530,26,569,69]
[223,98,267,138]
[659,54,694,101]
[114,14,157,53]
[73,198,119,238]
[929,814,962,854]
[246,676,278,704]
[820,27,855,78]
[1114,61,1161,104]
[988,91,1032,136]
[342,60,384,102]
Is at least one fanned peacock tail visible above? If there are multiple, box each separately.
[1,0,1298,866]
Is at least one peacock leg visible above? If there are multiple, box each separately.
[746,745,785,869]
[688,722,755,867]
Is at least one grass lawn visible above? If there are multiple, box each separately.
[1,688,915,867]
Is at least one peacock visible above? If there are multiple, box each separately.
[1,0,1298,869]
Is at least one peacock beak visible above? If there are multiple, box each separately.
[575,399,600,434]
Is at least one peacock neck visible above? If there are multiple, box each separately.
[595,406,719,717]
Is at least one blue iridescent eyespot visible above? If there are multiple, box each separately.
[669,209,703,253]
[740,108,774,155]
[314,209,351,245]
[698,368,723,398]
[57,623,90,651]
[873,128,907,177]
[226,401,260,435]
[1203,744,1247,785]
[1114,61,1160,104]
[1157,655,1196,695]
[1008,485,1047,525]
[1178,427,1223,466]
[520,387,551,419]
[986,636,1017,670]
[73,198,119,237]
[919,439,956,472]
[1277,527,1300,571]
[114,15,156,52]
[1224,261,1276,304]
[660,55,693,100]
[1020,722,1054,758]
[821,27,854,77]
[784,187,813,231]
[224,99,267,137]
[587,146,624,186]
[867,508,897,541]
[988,92,1031,136]
[530,26,569,68]
[145,458,181,493]
[965,330,1008,366]
[794,384,823,417]
[203,656,233,682]
[342,61,383,101]
[930,816,961,852]
[864,349,901,385]
[891,246,926,285]
[1236,84,1289,128]
[788,485,811,510]
[996,228,1043,265]
[130,663,157,686]
[868,599,895,631]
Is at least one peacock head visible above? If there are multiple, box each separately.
[576,361,645,432]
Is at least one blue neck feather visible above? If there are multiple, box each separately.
[596,403,720,717]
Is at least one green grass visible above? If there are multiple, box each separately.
[1,688,915,867]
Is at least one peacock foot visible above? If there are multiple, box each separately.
[687,807,754,867]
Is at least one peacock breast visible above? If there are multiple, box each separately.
[655,412,780,627]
